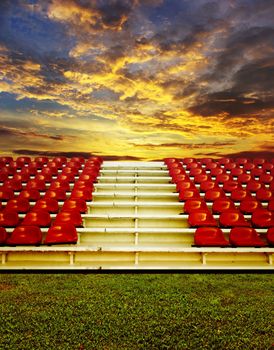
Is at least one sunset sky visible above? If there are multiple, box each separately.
[0,0,273,160]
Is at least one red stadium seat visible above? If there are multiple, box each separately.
[6,162,17,175]
[236,158,248,166]
[0,188,15,201]
[218,158,231,165]
[251,168,264,179]
[6,226,42,245]
[33,198,59,213]
[57,173,75,183]
[229,227,266,247]
[176,181,196,192]
[262,163,273,171]
[230,189,252,202]
[34,156,49,166]
[243,162,255,171]
[88,156,103,165]
[6,198,30,213]
[67,161,82,169]
[230,167,244,177]
[259,174,273,184]
[73,181,94,191]
[210,167,224,176]
[20,167,32,180]
[212,198,236,214]
[169,167,185,177]
[239,198,263,214]
[22,210,51,227]
[189,167,203,176]
[204,189,226,202]
[200,180,219,192]
[54,210,83,227]
[205,162,218,170]
[184,199,208,213]
[43,189,67,201]
[266,227,274,246]
[0,210,19,227]
[62,199,87,213]
[171,174,190,184]
[70,188,93,201]
[3,179,23,191]
[41,166,58,177]
[179,189,201,201]
[186,162,199,170]
[251,209,274,228]
[182,158,195,165]
[82,167,100,176]
[71,156,85,163]
[26,179,46,192]
[62,167,79,176]
[44,224,78,244]
[35,173,50,182]
[16,156,31,167]
[256,188,273,202]
[254,158,265,166]
[268,199,274,211]
[52,157,67,166]
[18,189,41,201]
[194,227,229,247]
[28,161,39,174]
[224,162,236,171]
[222,180,242,193]
[0,156,13,164]
[0,169,9,182]
[49,181,70,192]
[215,174,232,184]
[0,227,8,245]
[237,173,252,184]
[188,210,217,227]
[219,210,251,227]
[164,158,179,165]
[193,174,209,184]
[246,180,264,192]
[13,173,30,183]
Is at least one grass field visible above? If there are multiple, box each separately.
[0,273,273,350]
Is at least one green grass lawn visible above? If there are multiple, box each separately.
[0,274,273,350]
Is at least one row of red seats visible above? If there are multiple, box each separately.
[0,224,78,245]
[164,157,274,166]
[0,156,102,166]
[184,198,274,214]
[0,161,101,178]
[168,164,274,184]
[0,156,103,176]
[0,183,94,201]
[194,227,273,247]
[0,201,86,227]
[165,160,273,202]
[187,209,274,228]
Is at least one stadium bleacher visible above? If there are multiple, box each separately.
[0,156,273,270]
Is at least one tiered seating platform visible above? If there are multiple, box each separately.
[0,156,273,270]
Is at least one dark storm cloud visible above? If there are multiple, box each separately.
[97,0,135,29]
[207,27,274,81]
[188,90,274,118]
[0,126,65,141]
